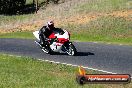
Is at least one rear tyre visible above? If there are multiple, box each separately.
[67,43,77,56]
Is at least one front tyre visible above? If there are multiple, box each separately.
[67,43,77,56]
[41,44,52,54]
[41,47,50,54]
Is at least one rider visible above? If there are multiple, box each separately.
[39,21,56,47]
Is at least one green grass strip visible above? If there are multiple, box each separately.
[0,54,132,88]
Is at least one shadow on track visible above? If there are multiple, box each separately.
[49,52,94,56]
[75,52,95,56]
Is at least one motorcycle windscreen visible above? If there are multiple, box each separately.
[33,31,40,40]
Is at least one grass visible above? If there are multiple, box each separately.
[0,31,34,39]
[0,0,47,29]
[62,16,132,45]
[0,53,131,88]
[0,14,34,29]
[0,54,100,88]
[0,22,132,45]
[1,0,131,28]
[0,17,131,45]
[0,0,131,45]
[76,0,131,13]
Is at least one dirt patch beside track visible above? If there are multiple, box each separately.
[0,10,131,34]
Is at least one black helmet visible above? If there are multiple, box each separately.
[47,21,54,29]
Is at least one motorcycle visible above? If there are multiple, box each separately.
[33,29,77,56]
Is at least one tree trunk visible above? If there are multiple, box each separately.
[33,0,35,6]
[34,0,38,13]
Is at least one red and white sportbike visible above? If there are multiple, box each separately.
[33,29,77,56]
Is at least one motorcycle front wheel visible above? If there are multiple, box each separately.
[41,47,50,54]
[67,43,77,56]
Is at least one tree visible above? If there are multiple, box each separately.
[0,0,26,14]
[35,0,38,13]
[46,0,60,4]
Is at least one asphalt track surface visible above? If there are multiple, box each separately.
[0,38,132,75]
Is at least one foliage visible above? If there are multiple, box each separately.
[0,0,26,14]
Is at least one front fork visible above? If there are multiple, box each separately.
[61,42,72,53]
